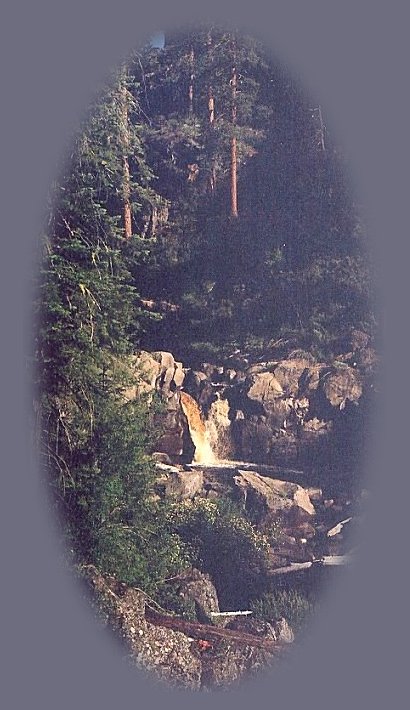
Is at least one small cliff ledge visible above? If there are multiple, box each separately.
[80,565,290,690]
[125,332,378,471]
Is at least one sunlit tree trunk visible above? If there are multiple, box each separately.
[230,46,238,218]
[120,68,132,238]
[188,46,194,116]
[206,30,217,195]
[208,85,216,193]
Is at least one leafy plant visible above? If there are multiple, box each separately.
[251,589,316,634]
[165,498,274,609]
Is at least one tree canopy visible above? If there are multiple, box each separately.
[35,25,376,608]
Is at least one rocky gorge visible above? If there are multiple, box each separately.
[81,332,378,689]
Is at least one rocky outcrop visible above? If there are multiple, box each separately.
[185,345,375,468]
[156,459,365,565]
[173,568,220,624]
[125,338,377,469]
[233,470,315,527]
[80,566,202,690]
[80,565,288,691]
[164,469,204,500]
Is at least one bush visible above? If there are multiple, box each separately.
[251,589,315,635]
[165,498,274,609]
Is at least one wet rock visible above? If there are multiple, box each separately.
[183,369,208,399]
[154,408,187,459]
[232,416,274,463]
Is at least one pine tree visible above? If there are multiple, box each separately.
[35,65,171,580]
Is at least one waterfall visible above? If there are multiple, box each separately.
[180,391,216,464]
[204,392,233,461]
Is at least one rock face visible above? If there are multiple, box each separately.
[175,568,220,624]
[164,469,204,500]
[188,347,373,468]
[81,565,287,691]
[233,470,315,526]
[81,566,202,690]
[321,367,363,409]
[126,339,377,469]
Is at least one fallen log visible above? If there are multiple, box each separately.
[145,608,286,653]
[269,554,353,576]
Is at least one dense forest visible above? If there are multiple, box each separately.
[34,25,376,680]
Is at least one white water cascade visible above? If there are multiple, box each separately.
[180,391,216,464]
[180,390,234,465]
[204,392,233,461]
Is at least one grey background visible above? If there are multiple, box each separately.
[1,0,406,707]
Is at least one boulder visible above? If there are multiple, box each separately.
[164,469,204,500]
[135,350,162,388]
[80,566,202,690]
[233,470,315,526]
[306,487,323,503]
[232,416,273,463]
[173,362,185,388]
[322,366,362,409]
[179,369,207,400]
[152,350,176,396]
[154,408,187,459]
[272,358,314,395]
[247,372,284,404]
[152,451,173,465]
[272,617,295,644]
[176,568,220,623]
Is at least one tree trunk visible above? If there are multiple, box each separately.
[318,104,326,151]
[230,55,238,218]
[188,46,194,116]
[120,68,132,239]
[205,29,216,193]
[145,607,286,653]
[208,86,216,192]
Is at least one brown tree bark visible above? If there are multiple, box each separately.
[229,32,239,218]
[120,68,132,239]
[145,607,286,653]
[230,58,238,218]
[208,85,216,193]
[188,46,194,116]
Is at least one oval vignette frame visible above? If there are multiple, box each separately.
[3,1,405,709]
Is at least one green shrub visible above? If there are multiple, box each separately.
[251,589,315,634]
[165,498,274,609]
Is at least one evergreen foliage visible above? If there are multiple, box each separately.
[131,28,375,362]
[165,498,274,609]
[35,24,376,618]
[35,65,185,593]
[251,588,316,635]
